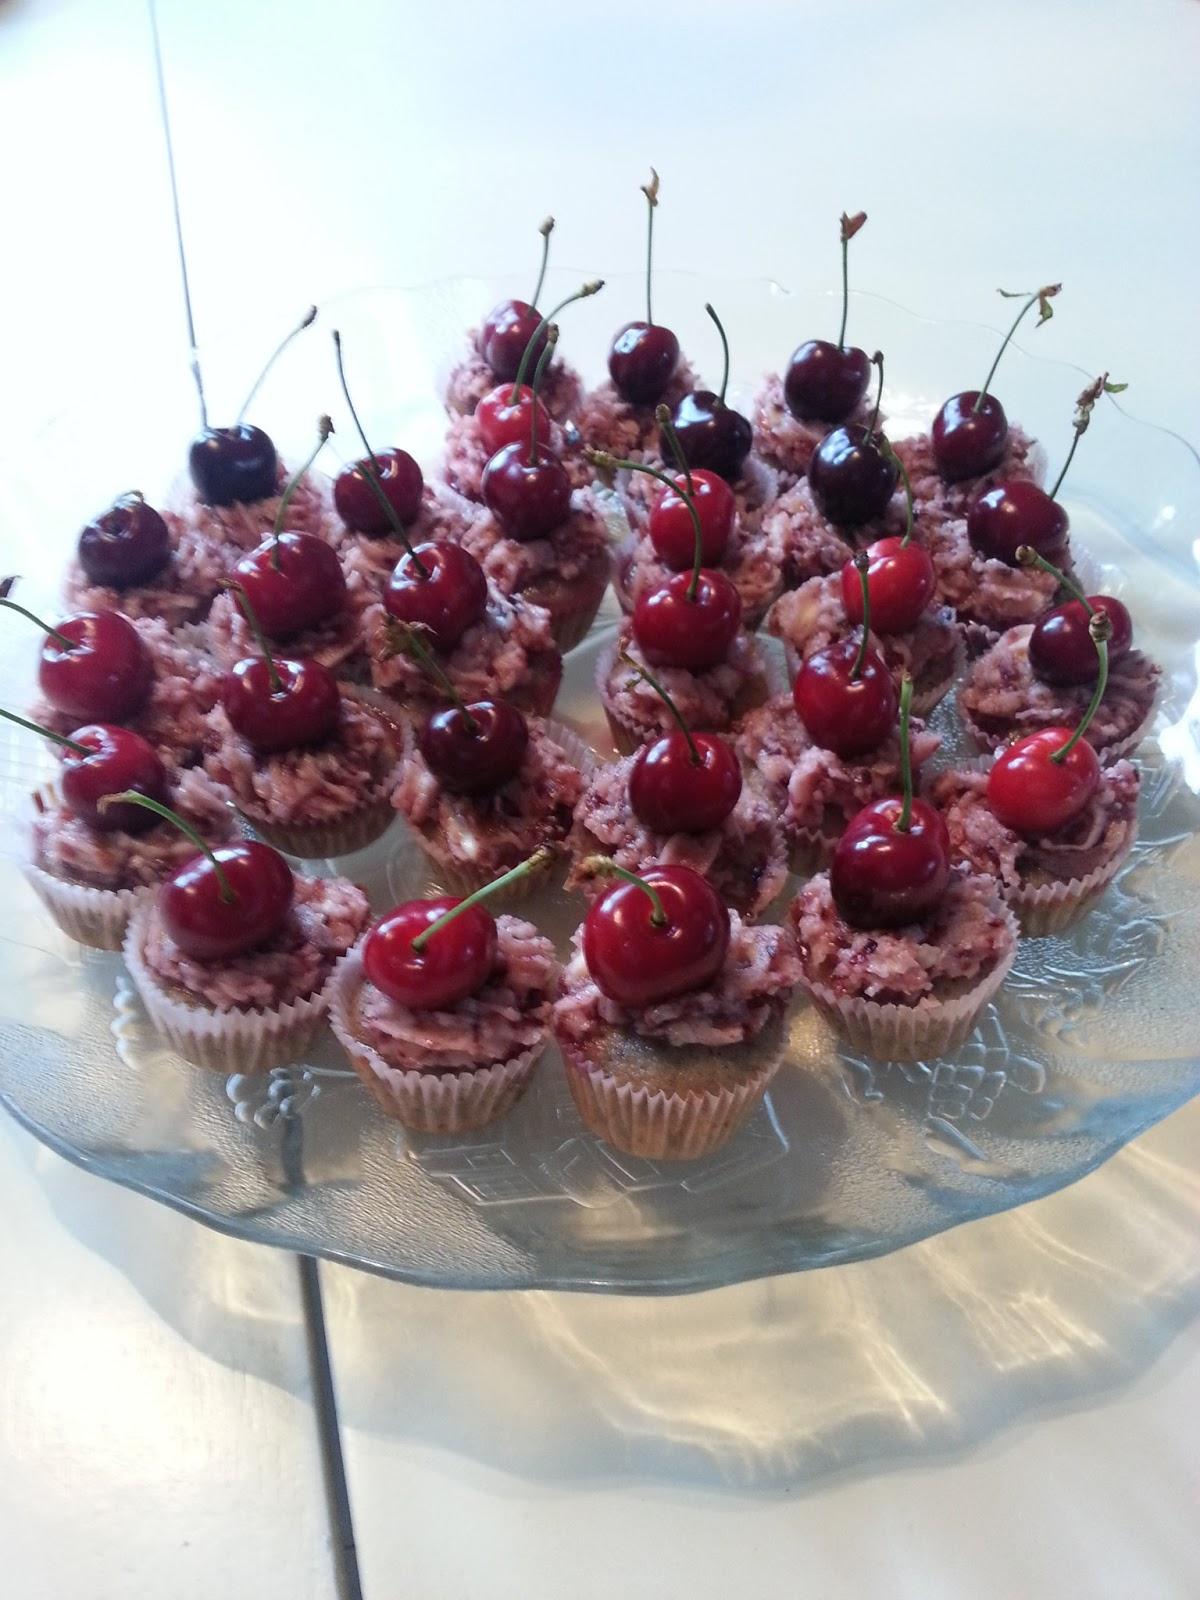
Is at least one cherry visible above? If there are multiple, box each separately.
[482,441,571,540]
[480,301,545,384]
[607,170,680,406]
[668,305,751,481]
[839,447,934,633]
[60,724,168,833]
[931,284,1060,481]
[223,656,340,753]
[968,480,1068,564]
[1029,595,1132,686]
[13,603,154,723]
[808,350,896,526]
[189,424,277,507]
[620,651,742,833]
[334,448,424,535]
[783,212,872,423]
[161,839,295,961]
[384,543,488,653]
[793,553,897,755]
[78,494,171,588]
[580,861,730,1008]
[235,531,346,639]
[476,383,551,456]
[648,468,735,570]
[632,570,742,671]
[418,699,529,795]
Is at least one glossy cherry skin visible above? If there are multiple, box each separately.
[784,340,871,424]
[478,300,546,384]
[793,637,898,757]
[37,610,153,723]
[931,392,1008,482]
[1028,596,1133,687]
[648,470,735,571]
[77,496,171,589]
[607,321,680,406]
[60,724,168,833]
[987,727,1101,834]
[583,864,729,1007]
[417,699,529,795]
[234,532,347,639]
[222,656,340,753]
[631,570,742,671]
[831,797,950,928]
[364,897,497,1011]
[383,542,488,652]
[628,731,743,835]
[840,538,936,634]
[334,449,424,535]
[669,391,752,482]
[160,840,294,961]
[188,424,278,506]
[481,441,571,541]
[808,424,898,526]
[967,479,1068,566]
[476,383,552,456]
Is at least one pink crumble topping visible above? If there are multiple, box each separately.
[333,483,484,589]
[756,480,882,589]
[63,521,226,628]
[925,516,1058,639]
[204,565,370,677]
[459,491,612,593]
[444,336,585,421]
[766,572,960,692]
[575,360,701,458]
[602,623,772,739]
[752,372,878,483]
[890,425,1044,527]
[165,463,334,564]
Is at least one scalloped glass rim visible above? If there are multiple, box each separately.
[0,273,1197,1297]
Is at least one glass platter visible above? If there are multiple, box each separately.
[0,273,1197,1296]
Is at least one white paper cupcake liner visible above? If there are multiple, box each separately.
[1011,822,1137,936]
[596,634,783,755]
[327,951,546,1133]
[960,687,1159,764]
[122,903,340,1073]
[25,863,150,952]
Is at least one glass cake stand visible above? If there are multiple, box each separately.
[0,274,1197,1294]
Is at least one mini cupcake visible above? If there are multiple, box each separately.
[329,857,560,1132]
[167,454,334,570]
[333,480,484,590]
[888,424,1046,533]
[554,863,801,1159]
[755,480,863,590]
[576,360,700,462]
[64,493,226,628]
[205,560,369,681]
[753,371,877,486]
[924,516,1058,655]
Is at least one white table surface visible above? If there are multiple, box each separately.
[2,0,1199,1595]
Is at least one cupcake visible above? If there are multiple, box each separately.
[204,552,369,681]
[924,515,1059,655]
[576,359,699,462]
[64,493,226,628]
[331,470,485,590]
[554,863,801,1159]
[442,406,595,502]
[753,371,877,486]
[888,422,1045,534]
[329,859,560,1132]
[755,479,863,590]
[167,455,334,570]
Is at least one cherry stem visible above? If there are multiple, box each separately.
[880,437,914,544]
[976,285,1060,412]
[641,168,660,326]
[508,280,604,403]
[850,551,872,680]
[271,415,332,570]
[867,350,884,439]
[530,216,554,311]
[0,594,79,653]
[222,580,282,693]
[99,791,236,901]
[593,449,707,602]
[332,331,426,574]
[1051,616,1111,764]
[837,224,852,350]
[237,305,318,425]
[617,647,700,763]
[0,706,89,756]
[655,403,695,496]
[704,303,731,407]
[1015,546,1092,612]
[581,855,667,927]
[528,325,559,458]
[409,848,553,952]
[387,622,477,733]
[894,674,915,833]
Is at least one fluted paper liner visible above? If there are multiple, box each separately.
[25,864,150,952]
[960,684,1160,764]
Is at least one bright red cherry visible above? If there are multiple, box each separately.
[481,441,571,540]
[841,537,935,634]
[334,449,424,535]
[785,340,871,423]
[365,896,497,1011]
[384,543,488,653]
[417,699,529,795]
[648,469,735,570]
[831,796,950,928]
[476,383,552,456]
[608,322,680,406]
[793,636,897,757]
[987,727,1101,834]
[809,423,898,526]
[1028,595,1132,686]
[189,423,278,506]
[60,725,168,833]
[234,532,347,639]
[629,731,742,834]
[77,495,171,589]
[968,479,1068,565]
[582,862,730,1008]
[161,840,295,961]
[479,301,547,384]
[36,610,153,723]
[222,656,340,753]
[632,570,742,671]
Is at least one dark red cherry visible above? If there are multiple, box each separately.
[77,495,171,589]
[334,448,424,535]
[364,896,497,1011]
[234,532,347,639]
[479,300,547,384]
[1028,595,1133,687]
[647,470,735,570]
[987,727,1101,834]
[830,796,950,928]
[631,570,742,671]
[931,392,1008,482]
[221,656,340,753]
[793,636,897,757]
[840,538,936,634]
[808,424,898,526]
[608,321,680,406]
[476,383,552,456]
[669,390,752,482]
[37,611,153,723]
[417,699,529,795]
[968,480,1068,565]
[784,340,871,424]
[160,840,294,961]
[60,724,168,833]
[188,424,278,507]
[628,731,742,834]
[582,863,730,1008]
[481,441,571,541]
[383,542,488,653]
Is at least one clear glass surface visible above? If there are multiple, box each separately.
[0,275,1197,1295]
